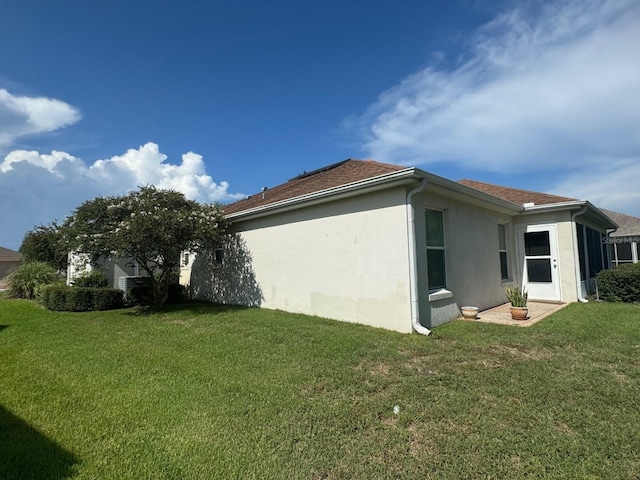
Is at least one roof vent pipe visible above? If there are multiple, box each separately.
[406,178,431,336]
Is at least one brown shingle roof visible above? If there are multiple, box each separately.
[0,246,22,262]
[223,159,408,215]
[600,209,640,237]
[458,179,576,206]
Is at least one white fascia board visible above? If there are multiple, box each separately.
[522,201,618,229]
[226,168,420,222]
[521,200,587,213]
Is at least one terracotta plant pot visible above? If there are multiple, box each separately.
[461,306,479,320]
[510,306,528,321]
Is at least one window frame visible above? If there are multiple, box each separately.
[425,208,447,291]
[498,223,510,281]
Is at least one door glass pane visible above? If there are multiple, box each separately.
[527,259,552,283]
[427,249,446,289]
[524,231,550,256]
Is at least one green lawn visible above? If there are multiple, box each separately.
[1,299,639,479]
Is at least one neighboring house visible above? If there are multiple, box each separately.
[188,158,617,333]
[179,250,195,286]
[67,252,142,289]
[0,246,22,289]
[600,209,640,266]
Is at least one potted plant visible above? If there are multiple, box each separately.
[505,284,528,320]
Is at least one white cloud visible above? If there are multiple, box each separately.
[1,149,81,174]
[0,89,81,148]
[88,143,233,202]
[0,142,243,249]
[353,0,640,216]
[549,158,640,216]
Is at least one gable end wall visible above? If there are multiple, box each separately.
[202,187,414,333]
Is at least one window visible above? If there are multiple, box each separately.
[577,223,586,280]
[586,227,604,278]
[181,252,190,266]
[425,209,446,290]
[611,242,634,266]
[214,248,224,266]
[577,223,607,278]
[498,224,509,280]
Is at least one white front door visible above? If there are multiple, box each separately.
[517,224,561,301]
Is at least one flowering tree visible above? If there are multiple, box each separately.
[61,186,227,309]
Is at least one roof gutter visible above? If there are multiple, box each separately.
[406,177,431,336]
[523,201,618,229]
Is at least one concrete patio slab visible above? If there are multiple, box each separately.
[461,301,569,327]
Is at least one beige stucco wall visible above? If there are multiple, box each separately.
[413,191,517,327]
[195,187,414,333]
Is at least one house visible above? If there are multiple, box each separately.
[0,246,22,289]
[188,159,617,334]
[599,209,640,266]
[66,253,143,289]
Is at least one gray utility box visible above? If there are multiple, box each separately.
[118,276,152,298]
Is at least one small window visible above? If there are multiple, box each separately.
[425,209,446,290]
[498,224,509,281]
[182,252,190,266]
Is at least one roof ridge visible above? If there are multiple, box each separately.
[288,158,403,182]
[459,179,573,199]
[224,158,410,215]
[458,179,576,204]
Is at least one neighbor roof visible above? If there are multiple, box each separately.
[458,179,576,206]
[600,209,640,237]
[0,246,22,262]
[223,159,408,215]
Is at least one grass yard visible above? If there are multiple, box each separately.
[1,298,639,479]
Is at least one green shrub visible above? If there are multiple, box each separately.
[127,285,154,306]
[41,286,124,311]
[167,283,187,304]
[73,271,109,288]
[92,289,125,310]
[41,285,69,310]
[6,261,63,299]
[67,288,94,311]
[597,264,640,303]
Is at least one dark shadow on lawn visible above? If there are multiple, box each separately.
[123,301,252,317]
[0,405,79,479]
[0,325,7,333]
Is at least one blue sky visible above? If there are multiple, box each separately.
[1,0,639,250]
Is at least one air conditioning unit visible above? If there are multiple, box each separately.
[118,276,152,297]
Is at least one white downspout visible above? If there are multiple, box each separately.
[571,206,589,303]
[407,178,431,335]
